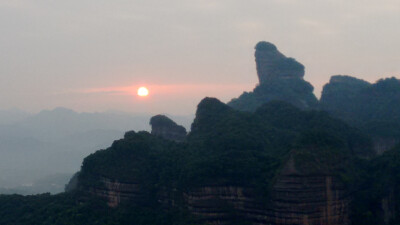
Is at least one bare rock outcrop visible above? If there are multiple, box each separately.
[269,157,350,225]
[88,177,144,207]
[85,171,350,224]
[255,41,305,83]
[182,157,349,225]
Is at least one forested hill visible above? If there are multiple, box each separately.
[320,76,400,133]
[320,76,400,154]
[0,97,375,225]
[0,92,398,224]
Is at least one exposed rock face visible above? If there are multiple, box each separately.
[269,157,350,225]
[89,175,349,224]
[150,115,187,142]
[87,177,144,207]
[84,174,350,224]
[255,41,305,83]
[183,185,261,224]
[183,158,349,225]
[83,154,350,224]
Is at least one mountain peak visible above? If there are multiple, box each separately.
[255,41,304,83]
[150,115,187,142]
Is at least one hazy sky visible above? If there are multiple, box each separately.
[1,0,399,115]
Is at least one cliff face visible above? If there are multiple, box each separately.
[150,115,187,142]
[87,159,349,225]
[272,175,348,225]
[182,156,349,225]
[269,157,349,225]
[88,177,144,207]
[183,185,261,224]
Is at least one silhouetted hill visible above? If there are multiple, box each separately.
[150,115,187,142]
[320,75,371,121]
[321,76,400,153]
[321,76,400,125]
[228,41,318,111]
[69,98,371,224]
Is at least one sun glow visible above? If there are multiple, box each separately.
[137,87,149,97]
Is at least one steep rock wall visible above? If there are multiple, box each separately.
[182,157,350,225]
[85,165,350,224]
[182,175,349,225]
[270,174,349,225]
[183,186,264,224]
[87,177,144,207]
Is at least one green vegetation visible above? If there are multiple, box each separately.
[79,98,371,202]
[352,144,400,225]
[0,192,198,225]
[321,77,400,139]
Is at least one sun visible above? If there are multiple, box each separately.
[137,87,149,97]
